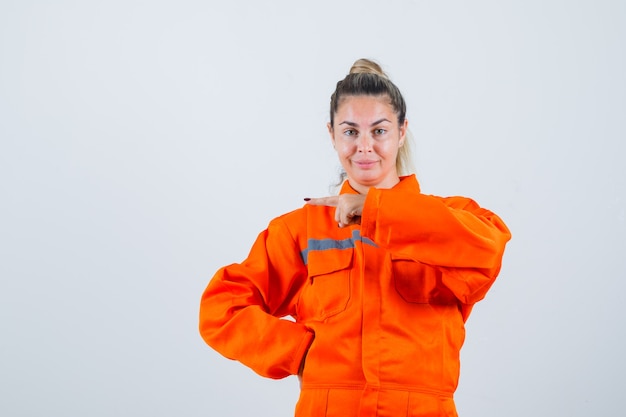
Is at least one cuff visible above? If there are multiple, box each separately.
[291,329,315,376]
[360,187,382,241]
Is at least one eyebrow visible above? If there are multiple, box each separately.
[338,118,392,127]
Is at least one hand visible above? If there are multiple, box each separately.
[305,194,366,228]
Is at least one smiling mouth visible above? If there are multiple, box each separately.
[354,160,378,169]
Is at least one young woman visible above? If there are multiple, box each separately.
[199,59,511,417]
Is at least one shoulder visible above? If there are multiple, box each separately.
[270,205,309,227]
[269,203,342,241]
[429,195,480,209]
[397,176,481,210]
[265,204,333,242]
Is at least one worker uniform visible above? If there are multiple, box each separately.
[199,175,511,417]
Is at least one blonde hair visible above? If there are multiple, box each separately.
[330,58,415,178]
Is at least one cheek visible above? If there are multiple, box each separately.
[336,141,356,159]
[386,138,403,156]
[373,142,396,159]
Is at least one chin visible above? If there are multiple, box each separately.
[350,175,381,187]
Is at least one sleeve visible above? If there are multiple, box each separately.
[361,186,511,306]
[198,217,315,379]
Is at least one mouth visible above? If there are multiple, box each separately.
[353,160,378,169]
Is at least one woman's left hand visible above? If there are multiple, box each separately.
[305,194,366,228]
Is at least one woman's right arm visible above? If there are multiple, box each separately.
[199,216,314,379]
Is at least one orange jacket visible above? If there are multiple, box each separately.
[199,175,511,416]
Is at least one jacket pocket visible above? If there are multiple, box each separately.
[407,392,458,417]
[392,254,457,305]
[297,249,353,322]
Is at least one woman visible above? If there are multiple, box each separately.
[199,59,511,417]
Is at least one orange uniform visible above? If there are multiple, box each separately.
[199,175,511,416]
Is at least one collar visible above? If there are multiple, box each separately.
[339,174,421,195]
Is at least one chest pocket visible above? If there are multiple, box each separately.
[297,249,353,322]
[392,254,457,305]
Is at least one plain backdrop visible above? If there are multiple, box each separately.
[1,1,625,416]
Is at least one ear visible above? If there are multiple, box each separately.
[327,122,336,148]
[398,119,408,147]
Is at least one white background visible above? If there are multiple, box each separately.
[1,1,625,416]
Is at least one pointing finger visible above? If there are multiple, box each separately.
[304,196,340,207]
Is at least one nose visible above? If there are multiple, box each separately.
[357,133,373,153]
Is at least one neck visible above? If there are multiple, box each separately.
[347,176,400,194]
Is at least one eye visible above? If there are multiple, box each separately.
[343,129,357,136]
[374,128,387,135]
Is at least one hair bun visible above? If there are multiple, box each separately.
[349,58,388,79]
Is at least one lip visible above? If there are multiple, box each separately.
[353,160,378,169]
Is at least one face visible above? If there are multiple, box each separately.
[329,95,407,194]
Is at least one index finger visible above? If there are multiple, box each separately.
[304,195,339,207]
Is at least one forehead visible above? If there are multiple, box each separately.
[335,95,396,121]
